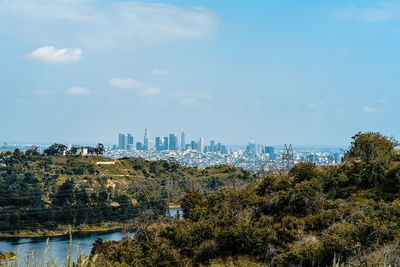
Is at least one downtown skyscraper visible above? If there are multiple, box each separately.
[181,131,185,151]
[143,128,149,150]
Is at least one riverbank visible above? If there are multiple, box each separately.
[0,223,132,239]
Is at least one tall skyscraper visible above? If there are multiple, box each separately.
[199,137,204,153]
[181,131,185,151]
[169,134,178,150]
[127,133,134,146]
[144,129,149,150]
[118,133,127,150]
[163,137,169,150]
[246,140,257,155]
[210,140,215,152]
[155,137,162,151]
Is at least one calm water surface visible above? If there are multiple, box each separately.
[0,208,182,264]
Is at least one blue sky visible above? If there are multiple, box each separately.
[0,0,399,146]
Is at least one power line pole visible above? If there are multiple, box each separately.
[282,144,294,169]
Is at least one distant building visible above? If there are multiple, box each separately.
[144,129,149,150]
[199,137,204,153]
[169,134,178,150]
[181,131,185,151]
[191,141,197,150]
[136,142,143,150]
[246,141,257,155]
[210,140,215,152]
[163,137,169,150]
[118,133,127,150]
[216,143,223,153]
[148,140,154,150]
[155,137,162,151]
[127,133,134,147]
[265,146,275,155]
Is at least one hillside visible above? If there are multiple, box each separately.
[0,152,255,236]
[89,132,400,266]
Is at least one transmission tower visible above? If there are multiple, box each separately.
[282,144,294,169]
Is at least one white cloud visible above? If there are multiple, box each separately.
[173,91,212,106]
[140,87,159,96]
[378,99,388,103]
[66,86,91,96]
[306,102,324,109]
[109,78,144,89]
[110,78,159,96]
[151,69,168,76]
[331,2,400,22]
[27,46,82,63]
[0,1,219,48]
[363,106,378,113]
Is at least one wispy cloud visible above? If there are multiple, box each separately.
[30,89,55,96]
[363,106,378,113]
[110,78,159,96]
[66,86,91,96]
[0,0,219,48]
[331,2,400,22]
[378,99,388,103]
[306,102,324,109]
[173,91,212,106]
[173,91,213,99]
[27,46,82,63]
[151,69,168,76]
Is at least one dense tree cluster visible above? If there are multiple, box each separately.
[44,143,105,156]
[91,132,400,266]
[0,150,253,233]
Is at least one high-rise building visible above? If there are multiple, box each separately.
[136,142,143,150]
[144,129,149,150]
[191,141,196,150]
[199,137,204,153]
[163,137,169,150]
[148,140,154,150]
[169,134,178,150]
[265,146,274,154]
[127,133,134,146]
[217,143,223,153]
[181,131,185,151]
[210,140,215,152]
[118,133,127,150]
[155,137,162,151]
[246,140,257,155]
[174,136,179,150]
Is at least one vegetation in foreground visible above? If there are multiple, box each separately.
[90,132,400,266]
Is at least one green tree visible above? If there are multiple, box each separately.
[344,132,399,166]
[44,143,68,156]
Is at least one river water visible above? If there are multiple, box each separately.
[0,208,182,265]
